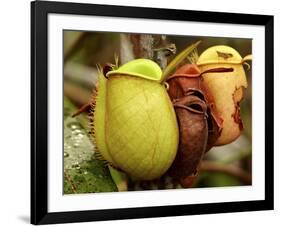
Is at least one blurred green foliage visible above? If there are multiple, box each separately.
[195,172,241,187]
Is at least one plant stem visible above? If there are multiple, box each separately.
[199,160,252,185]
[119,33,175,69]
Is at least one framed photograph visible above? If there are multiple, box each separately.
[31,0,274,224]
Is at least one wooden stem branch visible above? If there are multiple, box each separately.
[64,81,92,107]
[120,33,175,68]
[199,160,252,185]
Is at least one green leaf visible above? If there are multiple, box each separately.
[64,97,118,194]
[161,41,201,82]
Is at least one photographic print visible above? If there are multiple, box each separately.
[63,31,252,194]
[31,1,273,224]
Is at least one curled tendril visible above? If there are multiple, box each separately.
[243,62,251,71]
[242,54,252,71]
[164,82,169,90]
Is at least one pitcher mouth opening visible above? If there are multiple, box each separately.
[197,54,252,67]
[200,67,234,75]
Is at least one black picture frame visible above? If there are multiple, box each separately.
[31,0,274,224]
